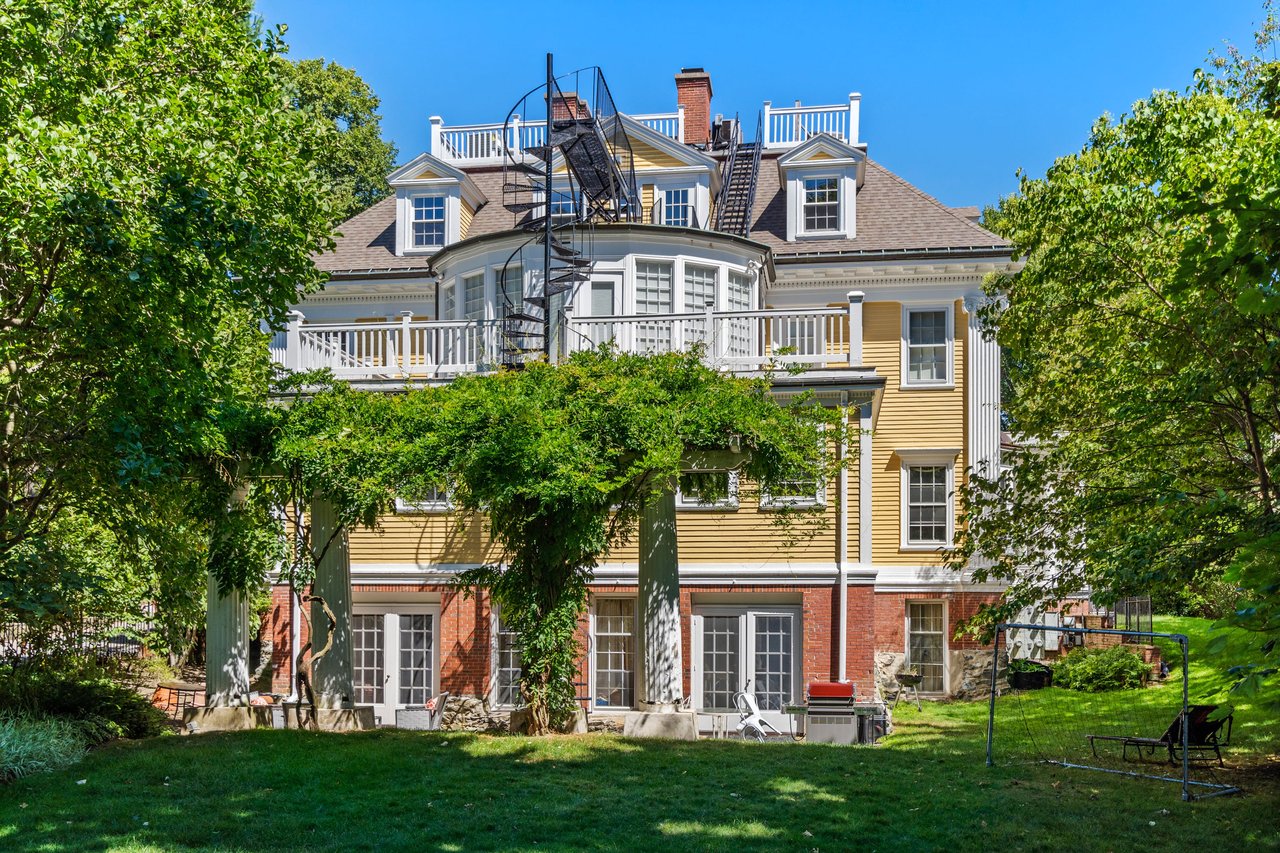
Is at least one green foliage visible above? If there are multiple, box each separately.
[950,22,1280,696]
[0,715,86,783]
[1007,658,1047,673]
[0,1,334,638]
[0,661,166,740]
[1052,646,1152,692]
[277,57,398,223]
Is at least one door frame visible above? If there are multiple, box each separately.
[351,602,442,725]
[690,604,803,730]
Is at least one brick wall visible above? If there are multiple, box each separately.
[675,70,712,145]
[872,591,1002,654]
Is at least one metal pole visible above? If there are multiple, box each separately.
[986,623,1001,767]
[1181,636,1190,801]
[543,52,553,360]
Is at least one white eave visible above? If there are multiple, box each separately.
[776,132,867,187]
[386,151,488,210]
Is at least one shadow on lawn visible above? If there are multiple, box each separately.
[0,723,1274,853]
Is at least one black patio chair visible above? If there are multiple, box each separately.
[1086,704,1233,766]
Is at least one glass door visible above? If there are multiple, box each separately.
[351,607,438,725]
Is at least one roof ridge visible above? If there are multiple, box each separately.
[864,157,1006,246]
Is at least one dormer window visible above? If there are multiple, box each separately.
[802,178,839,232]
[663,188,692,227]
[412,196,446,248]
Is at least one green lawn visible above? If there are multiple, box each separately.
[1,617,1276,852]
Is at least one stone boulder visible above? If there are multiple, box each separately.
[441,695,508,733]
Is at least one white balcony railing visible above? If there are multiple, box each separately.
[271,301,865,382]
[762,95,861,150]
[430,110,684,164]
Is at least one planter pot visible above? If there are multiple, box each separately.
[1009,669,1052,690]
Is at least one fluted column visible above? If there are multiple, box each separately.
[638,478,682,711]
[964,295,1001,481]
[309,493,354,709]
[205,572,250,707]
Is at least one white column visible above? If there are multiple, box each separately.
[205,572,250,707]
[638,479,683,711]
[836,403,850,681]
[285,310,304,371]
[858,402,873,565]
[429,116,444,158]
[848,93,862,146]
[309,493,354,709]
[964,296,1001,481]
[847,291,864,366]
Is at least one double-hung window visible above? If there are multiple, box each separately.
[663,188,691,227]
[411,196,446,248]
[726,270,752,358]
[592,599,635,708]
[634,260,674,351]
[802,178,839,232]
[498,266,523,314]
[907,466,949,544]
[492,614,523,708]
[549,189,576,225]
[462,273,486,321]
[395,483,450,514]
[904,308,951,386]
[906,602,946,694]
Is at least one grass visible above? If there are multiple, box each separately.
[0,617,1276,852]
[0,715,86,783]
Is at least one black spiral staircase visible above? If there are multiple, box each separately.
[496,60,639,368]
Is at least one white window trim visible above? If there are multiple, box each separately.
[394,484,452,514]
[676,470,740,511]
[396,188,461,256]
[488,606,523,710]
[588,595,637,710]
[350,603,442,722]
[900,303,956,390]
[897,448,960,550]
[904,599,948,696]
[690,604,803,728]
[798,174,842,236]
[759,481,826,510]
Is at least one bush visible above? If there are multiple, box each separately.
[0,664,166,740]
[1052,645,1151,692]
[0,715,86,783]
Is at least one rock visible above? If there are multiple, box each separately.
[440,696,508,733]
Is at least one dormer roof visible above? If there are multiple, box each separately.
[776,133,866,186]
[387,152,488,209]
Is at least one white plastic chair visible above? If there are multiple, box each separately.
[733,684,782,742]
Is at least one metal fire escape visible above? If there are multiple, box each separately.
[713,111,763,238]
[497,56,639,368]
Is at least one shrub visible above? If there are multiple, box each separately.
[1053,645,1151,692]
[1008,658,1048,673]
[0,664,166,740]
[0,715,86,783]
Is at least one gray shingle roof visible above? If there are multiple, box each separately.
[315,156,1006,275]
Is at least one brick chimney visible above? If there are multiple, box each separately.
[548,91,589,120]
[675,68,712,144]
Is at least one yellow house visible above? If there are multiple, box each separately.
[258,66,1018,731]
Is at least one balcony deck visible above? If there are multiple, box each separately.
[270,306,871,385]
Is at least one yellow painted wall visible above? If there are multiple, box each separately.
[864,300,966,566]
[806,151,836,161]
[348,512,500,565]
[619,137,684,170]
[641,184,655,223]
[460,198,475,239]
[414,168,442,180]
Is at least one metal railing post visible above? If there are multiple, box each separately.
[987,624,1002,767]
[1181,637,1191,801]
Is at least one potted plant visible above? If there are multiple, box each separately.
[1008,658,1052,689]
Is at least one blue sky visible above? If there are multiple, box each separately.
[254,1,1265,208]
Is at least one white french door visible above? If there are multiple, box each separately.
[351,606,440,725]
[691,606,802,730]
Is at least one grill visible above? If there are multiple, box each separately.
[798,681,886,745]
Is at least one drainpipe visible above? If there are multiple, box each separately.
[285,508,304,704]
[837,397,850,682]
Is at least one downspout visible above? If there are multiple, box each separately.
[837,397,850,682]
[285,507,304,703]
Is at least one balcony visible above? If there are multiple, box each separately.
[430,109,685,166]
[270,304,865,383]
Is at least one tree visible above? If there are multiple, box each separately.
[277,58,398,224]
[0,1,334,625]
[951,17,1280,696]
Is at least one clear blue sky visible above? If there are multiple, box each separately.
[254,1,1265,208]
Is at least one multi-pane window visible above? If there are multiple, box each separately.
[701,615,740,712]
[352,614,384,705]
[634,261,674,351]
[907,602,945,693]
[676,471,738,510]
[549,190,576,224]
[663,188,691,227]
[907,309,949,383]
[726,270,752,358]
[493,616,523,707]
[440,283,456,321]
[399,614,433,705]
[802,178,839,232]
[593,599,635,708]
[395,483,450,514]
[412,196,446,247]
[499,266,522,313]
[696,608,799,716]
[907,465,949,544]
[462,273,486,320]
[683,264,717,312]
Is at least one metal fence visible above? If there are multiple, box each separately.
[0,611,156,665]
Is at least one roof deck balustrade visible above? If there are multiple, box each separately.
[270,305,861,382]
[429,109,685,165]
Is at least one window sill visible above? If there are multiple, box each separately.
[899,543,951,553]
[760,500,825,511]
[675,503,740,512]
[898,382,955,392]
